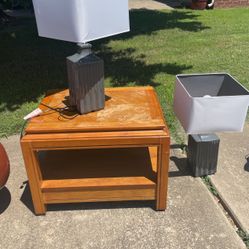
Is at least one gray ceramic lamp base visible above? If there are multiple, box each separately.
[67,43,105,114]
[187,134,220,177]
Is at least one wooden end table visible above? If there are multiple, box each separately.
[21,87,170,215]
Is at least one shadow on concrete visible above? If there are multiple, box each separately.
[0,187,11,214]
[170,144,187,150]
[169,144,192,177]
[244,160,249,172]
[169,156,192,177]
[20,182,35,214]
[20,182,155,214]
[48,200,155,213]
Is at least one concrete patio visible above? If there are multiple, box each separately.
[129,0,183,10]
[0,134,247,249]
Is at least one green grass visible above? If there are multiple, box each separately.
[237,230,249,248]
[201,176,218,196]
[1,8,249,138]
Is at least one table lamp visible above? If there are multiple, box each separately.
[32,0,130,114]
[173,73,249,176]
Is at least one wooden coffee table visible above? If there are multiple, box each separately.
[21,87,170,215]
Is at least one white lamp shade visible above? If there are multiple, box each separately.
[32,0,130,43]
[173,73,249,134]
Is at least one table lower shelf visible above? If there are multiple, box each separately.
[38,147,158,204]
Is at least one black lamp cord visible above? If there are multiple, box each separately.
[40,102,78,120]
[20,102,78,140]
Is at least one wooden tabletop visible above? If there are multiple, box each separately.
[25,87,166,134]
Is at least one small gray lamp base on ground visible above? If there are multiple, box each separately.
[67,43,105,114]
[187,134,220,177]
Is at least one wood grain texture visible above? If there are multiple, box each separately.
[156,138,170,210]
[41,147,157,204]
[25,87,165,134]
[43,188,155,204]
[41,177,156,192]
[20,141,46,214]
[38,147,157,180]
[20,87,170,214]
[21,130,168,151]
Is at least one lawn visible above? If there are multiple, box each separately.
[1,7,249,139]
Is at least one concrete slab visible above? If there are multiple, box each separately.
[129,0,175,10]
[0,135,245,249]
[210,123,249,234]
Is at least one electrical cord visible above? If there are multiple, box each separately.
[40,102,79,120]
[20,102,78,140]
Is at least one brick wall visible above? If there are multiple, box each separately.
[215,0,249,8]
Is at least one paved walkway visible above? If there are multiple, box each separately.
[129,0,172,10]
[129,0,182,10]
[210,123,249,234]
[0,135,245,249]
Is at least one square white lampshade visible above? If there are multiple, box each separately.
[32,0,130,43]
[173,73,249,134]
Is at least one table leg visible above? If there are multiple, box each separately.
[156,137,170,210]
[21,142,46,215]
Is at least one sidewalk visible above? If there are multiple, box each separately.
[129,0,183,10]
[0,135,245,249]
[210,123,249,234]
